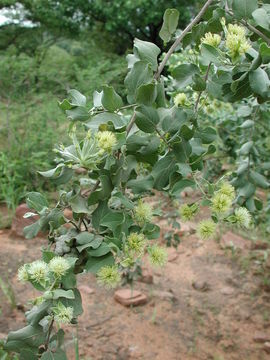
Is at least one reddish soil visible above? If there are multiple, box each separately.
[1,198,270,360]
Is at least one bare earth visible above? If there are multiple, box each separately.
[1,204,270,360]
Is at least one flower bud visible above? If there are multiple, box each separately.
[53,302,73,324]
[134,200,153,226]
[174,93,187,107]
[148,245,168,267]
[28,260,49,284]
[96,131,117,153]
[97,265,121,289]
[126,233,146,257]
[211,193,232,215]
[49,256,70,278]
[201,32,221,47]
[197,220,216,240]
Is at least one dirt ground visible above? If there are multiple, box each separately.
[1,196,270,360]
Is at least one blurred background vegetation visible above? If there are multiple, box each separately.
[0,0,204,215]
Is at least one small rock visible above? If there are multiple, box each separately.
[251,241,268,250]
[263,342,270,354]
[192,281,210,292]
[220,231,249,250]
[152,290,176,301]
[178,222,195,236]
[78,285,95,295]
[253,331,270,343]
[114,289,147,307]
[138,269,153,284]
[220,287,234,295]
[11,203,39,237]
[167,248,179,262]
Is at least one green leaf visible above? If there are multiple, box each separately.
[88,243,111,257]
[239,141,253,155]
[69,194,91,214]
[100,211,125,232]
[85,253,115,273]
[252,7,270,30]
[86,113,127,131]
[159,8,179,43]
[26,302,50,325]
[5,325,45,352]
[249,170,270,189]
[127,175,154,194]
[152,153,177,190]
[259,43,270,63]
[180,124,194,141]
[23,220,42,239]
[196,127,217,144]
[38,164,64,178]
[66,106,89,122]
[232,0,258,19]
[68,89,86,107]
[133,38,160,71]
[136,82,157,106]
[41,349,67,360]
[192,73,206,91]
[171,179,195,196]
[200,44,220,65]
[52,289,75,300]
[239,120,254,129]
[249,68,270,97]
[60,289,83,317]
[101,85,123,112]
[135,105,159,133]
[26,192,48,212]
[172,64,200,89]
[124,60,153,103]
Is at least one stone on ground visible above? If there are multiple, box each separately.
[114,289,147,307]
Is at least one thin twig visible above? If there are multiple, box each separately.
[44,318,54,351]
[155,0,214,80]
[194,62,212,114]
[126,112,137,135]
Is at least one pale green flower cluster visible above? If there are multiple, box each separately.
[201,32,221,47]
[27,260,49,284]
[134,200,153,226]
[49,256,70,278]
[211,181,235,215]
[174,93,187,107]
[197,220,217,240]
[148,245,168,267]
[96,130,117,154]
[234,207,251,228]
[18,257,71,285]
[125,232,146,257]
[225,24,250,60]
[97,265,121,288]
[179,203,199,221]
[52,302,73,324]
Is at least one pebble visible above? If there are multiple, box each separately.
[220,287,235,296]
[114,289,147,307]
[192,281,210,292]
[253,331,270,343]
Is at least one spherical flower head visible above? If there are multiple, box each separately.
[211,193,232,214]
[201,32,221,47]
[18,264,29,283]
[179,204,198,222]
[126,233,146,256]
[96,131,117,153]
[218,182,235,201]
[234,207,251,228]
[28,260,49,284]
[53,302,73,324]
[49,256,70,278]
[97,265,121,289]
[174,93,187,107]
[197,220,216,240]
[148,246,167,267]
[134,200,153,226]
